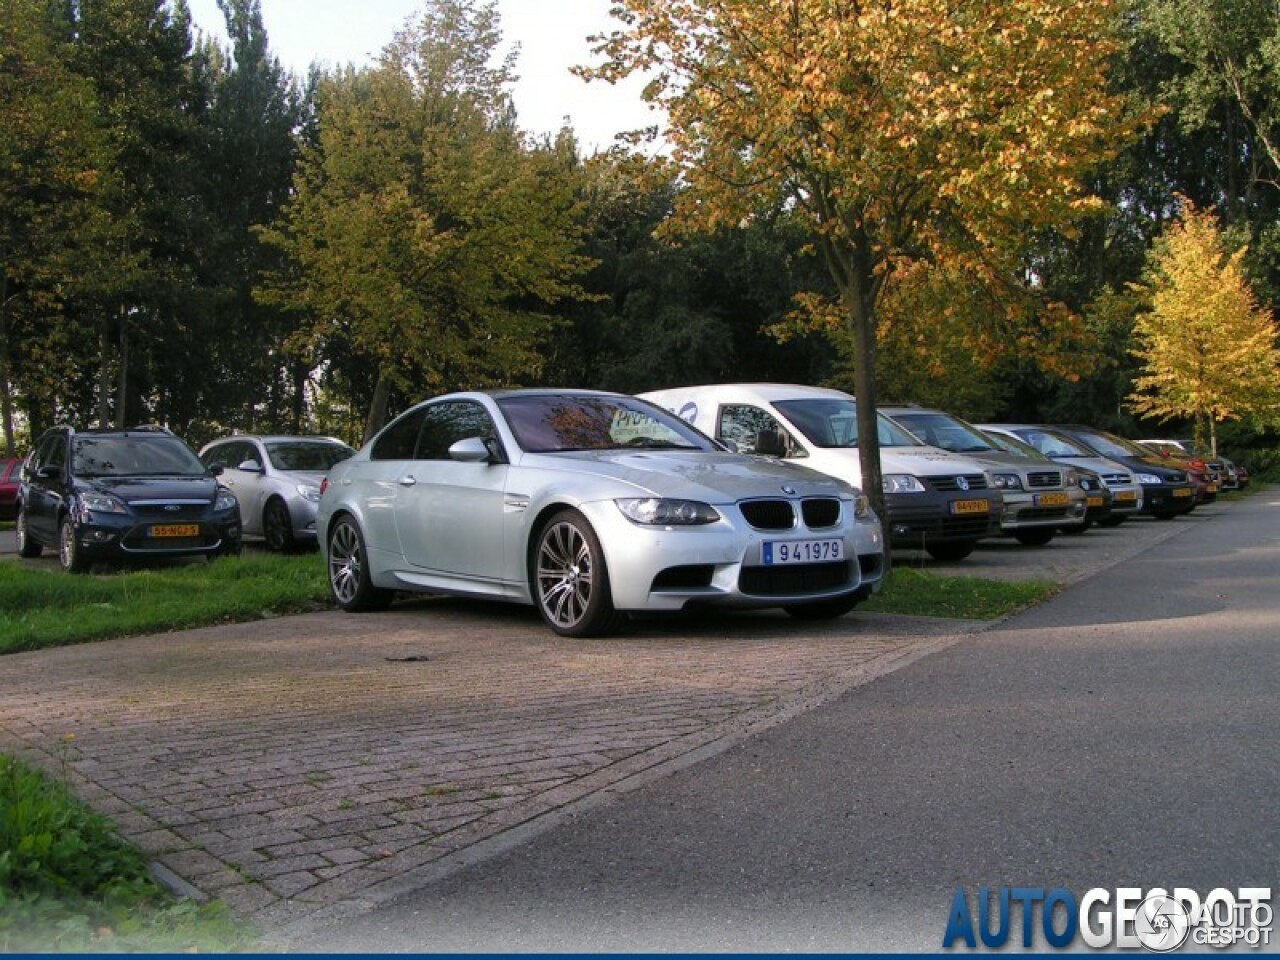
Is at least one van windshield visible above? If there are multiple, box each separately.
[773,399,922,448]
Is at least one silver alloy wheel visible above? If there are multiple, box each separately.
[536,519,594,630]
[59,518,77,571]
[328,519,361,605]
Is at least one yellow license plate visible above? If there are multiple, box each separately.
[149,524,199,538]
[1035,492,1070,507]
[1087,496,1104,507]
[1206,483,1218,493]
[951,499,989,515]
[1173,487,1192,497]
[1114,490,1138,502]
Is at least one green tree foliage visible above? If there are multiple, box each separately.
[587,0,1139,522]
[1128,199,1280,453]
[545,152,831,393]
[186,0,304,438]
[257,0,594,440]
[65,0,210,429]
[0,0,100,452]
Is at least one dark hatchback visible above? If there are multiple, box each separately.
[17,426,242,572]
[1050,425,1196,519]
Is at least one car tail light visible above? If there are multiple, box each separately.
[319,478,328,496]
[1189,458,1206,470]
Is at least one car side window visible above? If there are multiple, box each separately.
[416,402,496,460]
[717,404,796,457]
[371,410,427,461]
[38,434,67,474]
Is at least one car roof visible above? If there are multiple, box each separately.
[205,435,350,444]
[642,383,856,403]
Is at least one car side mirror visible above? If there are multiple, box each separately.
[449,437,495,463]
[754,428,787,458]
[208,463,224,477]
[237,459,263,473]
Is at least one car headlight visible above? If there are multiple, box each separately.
[989,473,1023,491]
[1077,475,1095,491]
[615,498,719,525]
[1063,469,1080,488]
[296,484,322,503]
[215,490,238,511]
[80,492,127,514]
[1135,473,1162,485]
[882,474,926,494]
[854,495,871,519]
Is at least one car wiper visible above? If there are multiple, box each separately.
[618,439,697,450]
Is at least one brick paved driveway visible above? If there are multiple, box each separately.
[0,509,1202,941]
[0,597,974,937]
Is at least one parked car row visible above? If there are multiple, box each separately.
[11,425,355,573]
[6,383,1249,639]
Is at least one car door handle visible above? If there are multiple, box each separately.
[398,475,417,486]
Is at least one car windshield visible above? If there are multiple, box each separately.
[72,435,207,478]
[265,440,356,471]
[1003,428,1092,458]
[771,398,921,448]
[1071,430,1148,459]
[981,430,1047,460]
[891,412,998,453]
[498,395,712,453]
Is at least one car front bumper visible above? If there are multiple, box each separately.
[883,490,1002,547]
[583,500,887,612]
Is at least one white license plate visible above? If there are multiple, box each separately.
[762,539,845,565]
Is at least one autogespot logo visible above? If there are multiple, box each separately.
[942,886,1273,951]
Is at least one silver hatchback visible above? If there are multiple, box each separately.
[199,435,356,551]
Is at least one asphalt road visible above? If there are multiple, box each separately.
[291,491,1280,952]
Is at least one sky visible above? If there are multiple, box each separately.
[183,0,661,152]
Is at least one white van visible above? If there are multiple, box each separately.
[638,383,1002,561]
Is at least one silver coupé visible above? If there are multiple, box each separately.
[317,389,886,636]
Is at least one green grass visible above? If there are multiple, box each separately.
[0,754,258,953]
[861,566,1057,620]
[0,553,328,655]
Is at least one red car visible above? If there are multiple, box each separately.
[0,457,22,521]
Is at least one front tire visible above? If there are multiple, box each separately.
[532,510,621,637]
[58,516,88,573]
[784,593,862,620]
[924,540,975,562]
[16,507,42,558]
[326,515,392,612]
[1014,528,1056,547]
[263,498,295,553]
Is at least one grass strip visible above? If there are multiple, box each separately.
[0,553,328,655]
[861,566,1057,620]
[0,754,258,953]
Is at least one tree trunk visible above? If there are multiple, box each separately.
[363,367,392,445]
[115,311,129,428]
[0,273,15,456]
[97,316,113,427]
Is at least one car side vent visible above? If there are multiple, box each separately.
[800,498,841,529]
[740,499,795,530]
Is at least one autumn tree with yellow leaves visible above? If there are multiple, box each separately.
[587,0,1139,520]
[1128,200,1280,456]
